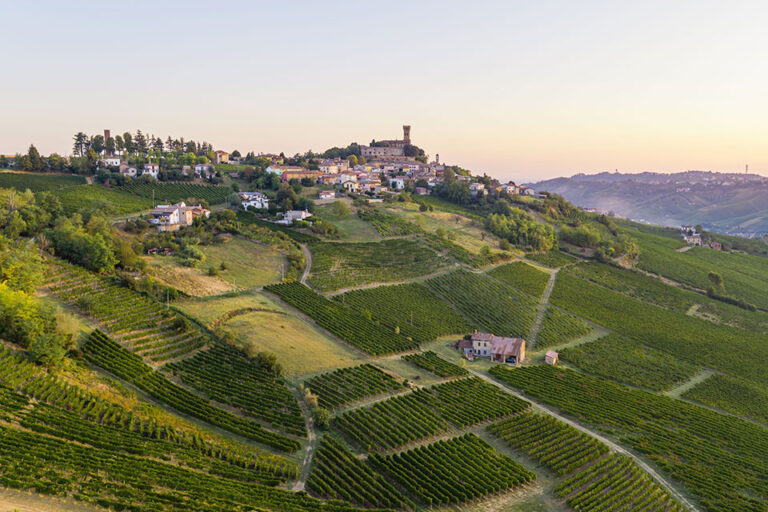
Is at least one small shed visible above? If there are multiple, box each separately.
[544,350,559,366]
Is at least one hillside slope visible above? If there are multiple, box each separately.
[531,171,768,236]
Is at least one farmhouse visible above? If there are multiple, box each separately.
[684,234,702,246]
[318,190,335,200]
[467,331,526,365]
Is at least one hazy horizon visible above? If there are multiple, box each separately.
[4,0,768,183]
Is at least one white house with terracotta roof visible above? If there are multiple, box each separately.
[239,191,269,210]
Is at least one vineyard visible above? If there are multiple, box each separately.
[555,454,685,512]
[0,349,375,512]
[550,272,768,388]
[682,373,768,424]
[0,171,86,191]
[369,434,536,505]
[164,343,306,435]
[357,208,422,236]
[525,250,576,268]
[81,330,301,452]
[307,437,415,510]
[489,364,768,512]
[0,422,380,512]
[0,348,294,480]
[488,411,608,475]
[265,282,418,355]
[119,182,233,204]
[487,261,551,297]
[304,364,404,409]
[336,283,473,343]
[401,351,468,378]
[334,377,529,451]
[560,334,700,391]
[424,269,538,338]
[634,230,768,310]
[333,391,449,451]
[56,184,154,215]
[43,259,207,363]
[534,306,593,348]
[308,239,449,292]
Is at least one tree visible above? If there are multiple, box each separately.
[707,271,726,296]
[331,200,351,217]
[91,135,105,154]
[347,155,358,167]
[135,130,148,154]
[26,145,44,171]
[231,150,241,158]
[105,137,116,155]
[73,132,87,156]
[28,333,68,367]
[122,132,134,153]
[314,407,330,429]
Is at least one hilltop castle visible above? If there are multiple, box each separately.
[361,125,413,160]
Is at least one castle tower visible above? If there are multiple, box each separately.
[435,153,439,164]
[403,125,411,144]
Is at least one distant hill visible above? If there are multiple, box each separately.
[530,170,768,236]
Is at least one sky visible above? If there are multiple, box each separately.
[3,0,768,183]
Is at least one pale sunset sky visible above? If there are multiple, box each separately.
[3,1,768,182]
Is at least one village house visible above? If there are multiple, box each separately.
[214,150,229,164]
[544,350,559,366]
[389,177,407,191]
[415,186,430,195]
[194,163,215,178]
[148,202,208,231]
[684,234,702,246]
[276,210,312,225]
[239,191,269,210]
[181,165,192,176]
[280,169,323,183]
[341,180,360,193]
[319,162,339,174]
[119,163,137,177]
[469,182,486,196]
[318,190,335,200]
[99,156,121,168]
[709,241,722,251]
[142,162,160,179]
[266,165,304,177]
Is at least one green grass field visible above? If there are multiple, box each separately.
[487,261,551,297]
[176,292,365,378]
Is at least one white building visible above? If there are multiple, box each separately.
[239,191,269,210]
[275,210,312,225]
[142,163,160,179]
[99,156,121,168]
[194,163,215,178]
[389,177,407,190]
[318,190,336,200]
[119,163,137,177]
